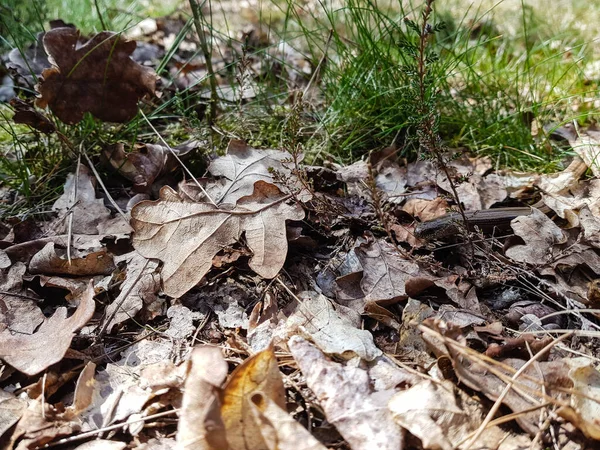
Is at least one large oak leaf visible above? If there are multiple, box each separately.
[131,181,304,298]
[36,28,157,124]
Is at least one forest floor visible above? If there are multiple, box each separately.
[1,1,600,449]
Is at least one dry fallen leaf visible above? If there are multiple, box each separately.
[0,262,45,335]
[221,346,286,450]
[249,392,328,450]
[102,141,199,192]
[557,357,600,440]
[285,291,382,361]
[505,208,567,264]
[207,140,311,204]
[389,379,532,450]
[354,234,420,304]
[132,180,304,298]
[0,281,95,376]
[8,399,79,450]
[28,242,115,276]
[101,251,161,331]
[571,130,600,178]
[52,164,132,235]
[10,97,56,134]
[177,346,229,450]
[288,336,403,450]
[78,339,183,431]
[0,390,27,440]
[36,27,158,124]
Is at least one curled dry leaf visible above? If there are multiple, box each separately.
[28,242,115,276]
[177,346,229,450]
[288,336,403,450]
[221,346,286,450]
[36,27,158,124]
[249,392,328,450]
[505,209,567,264]
[131,180,304,298]
[8,399,79,450]
[389,380,532,450]
[558,357,600,440]
[10,98,56,134]
[0,281,95,376]
[571,130,600,178]
[102,141,199,192]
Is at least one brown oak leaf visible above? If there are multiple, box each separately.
[131,180,304,298]
[36,27,158,124]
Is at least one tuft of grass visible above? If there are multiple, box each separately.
[251,0,599,169]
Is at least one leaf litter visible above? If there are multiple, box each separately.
[1,16,600,450]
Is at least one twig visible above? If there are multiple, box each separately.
[42,408,179,447]
[66,153,81,265]
[94,258,150,343]
[82,151,129,224]
[412,0,473,254]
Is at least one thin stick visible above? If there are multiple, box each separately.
[94,258,150,343]
[82,151,129,224]
[43,408,179,447]
[66,153,81,265]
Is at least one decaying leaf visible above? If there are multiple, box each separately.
[36,27,158,124]
[177,346,229,450]
[249,392,328,450]
[78,339,184,431]
[52,164,132,235]
[10,98,56,134]
[8,399,79,450]
[0,390,27,440]
[28,242,115,276]
[354,234,420,304]
[207,140,311,204]
[558,357,600,439]
[221,346,286,450]
[132,180,304,298]
[102,141,199,191]
[288,336,403,450]
[0,281,95,376]
[286,291,382,361]
[389,380,532,450]
[505,208,567,264]
[571,129,600,178]
[0,262,45,335]
[101,251,161,331]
